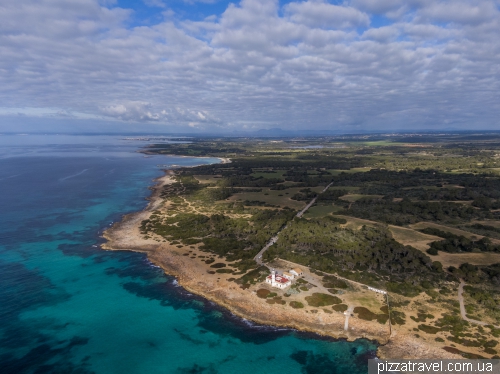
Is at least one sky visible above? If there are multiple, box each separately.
[1,0,500,134]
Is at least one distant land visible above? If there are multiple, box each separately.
[4,129,500,138]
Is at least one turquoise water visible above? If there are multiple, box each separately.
[0,135,376,373]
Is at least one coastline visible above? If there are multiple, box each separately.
[101,169,462,360]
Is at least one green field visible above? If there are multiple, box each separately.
[303,204,342,218]
[227,188,306,209]
[250,170,287,179]
[193,175,222,184]
[327,167,371,175]
[339,194,383,202]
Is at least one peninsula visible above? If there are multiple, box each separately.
[103,134,500,360]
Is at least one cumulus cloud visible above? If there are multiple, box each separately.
[100,102,162,121]
[417,0,499,25]
[0,0,500,131]
[100,102,222,126]
[349,0,405,15]
[285,1,370,29]
[361,25,400,42]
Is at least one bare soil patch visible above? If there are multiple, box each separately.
[332,215,381,230]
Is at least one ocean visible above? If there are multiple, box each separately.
[0,134,376,374]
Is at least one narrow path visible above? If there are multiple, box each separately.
[254,236,278,269]
[458,279,500,328]
[254,182,333,264]
[344,305,354,331]
[296,197,318,218]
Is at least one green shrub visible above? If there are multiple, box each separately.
[427,247,438,255]
[216,269,233,273]
[289,301,304,309]
[353,307,389,323]
[332,304,348,312]
[256,289,270,298]
[418,324,441,334]
[353,307,377,321]
[390,310,406,325]
[323,275,348,289]
[387,282,421,297]
[210,263,226,268]
[305,293,341,307]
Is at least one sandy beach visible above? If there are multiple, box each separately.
[102,170,462,360]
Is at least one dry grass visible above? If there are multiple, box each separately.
[471,220,500,229]
[400,222,500,265]
[328,186,360,191]
[389,225,442,251]
[193,175,222,184]
[332,215,381,230]
[430,251,500,268]
[342,287,385,313]
[409,222,485,240]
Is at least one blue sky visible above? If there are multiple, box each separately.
[1,0,500,134]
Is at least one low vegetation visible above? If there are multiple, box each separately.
[305,293,342,307]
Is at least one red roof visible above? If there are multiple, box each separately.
[266,275,290,284]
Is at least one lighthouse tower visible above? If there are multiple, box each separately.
[265,269,291,289]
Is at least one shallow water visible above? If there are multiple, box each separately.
[0,134,376,373]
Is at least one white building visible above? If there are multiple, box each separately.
[282,271,294,280]
[289,267,303,277]
[368,286,387,295]
[266,270,291,289]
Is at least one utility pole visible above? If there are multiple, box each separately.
[386,292,393,338]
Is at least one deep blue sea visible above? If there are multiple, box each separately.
[0,134,376,374]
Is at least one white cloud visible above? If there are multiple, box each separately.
[143,0,166,8]
[350,0,405,14]
[100,102,161,122]
[418,1,499,25]
[0,0,500,131]
[361,25,400,42]
[285,1,370,29]
[99,102,221,125]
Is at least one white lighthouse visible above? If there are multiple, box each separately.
[265,269,291,289]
